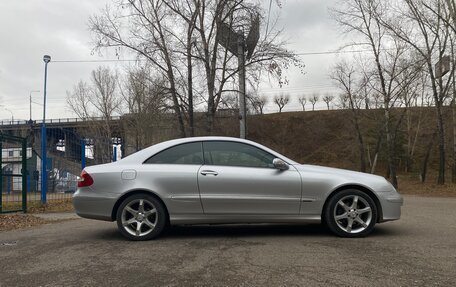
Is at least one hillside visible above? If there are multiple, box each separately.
[208,107,455,184]
[121,106,455,191]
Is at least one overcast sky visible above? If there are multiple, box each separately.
[0,0,346,121]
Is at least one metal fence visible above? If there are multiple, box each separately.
[1,123,123,212]
[1,134,27,213]
[1,132,78,213]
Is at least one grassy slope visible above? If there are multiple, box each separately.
[213,108,455,196]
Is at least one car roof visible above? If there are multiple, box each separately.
[117,136,298,165]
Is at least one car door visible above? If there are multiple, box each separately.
[141,141,204,214]
[198,141,302,215]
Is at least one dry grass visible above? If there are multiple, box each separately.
[397,177,456,197]
[27,199,75,213]
[1,199,74,214]
[1,199,75,232]
[0,214,48,232]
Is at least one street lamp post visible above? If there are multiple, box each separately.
[4,107,14,123]
[41,55,51,204]
[29,90,40,121]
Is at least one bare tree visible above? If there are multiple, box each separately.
[273,94,290,112]
[376,0,456,184]
[219,92,239,110]
[453,76,456,183]
[250,95,268,115]
[322,93,334,110]
[89,0,301,136]
[400,69,427,173]
[90,1,187,137]
[67,66,122,163]
[120,65,168,153]
[67,81,92,120]
[90,66,121,119]
[337,93,349,109]
[298,95,307,111]
[309,93,319,111]
[331,60,367,172]
[331,0,424,187]
[443,0,456,183]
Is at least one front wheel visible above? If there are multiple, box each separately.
[116,194,166,241]
[324,189,377,238]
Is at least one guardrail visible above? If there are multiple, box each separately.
[0,116,122,126]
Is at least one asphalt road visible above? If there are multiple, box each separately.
[1,195,455,287]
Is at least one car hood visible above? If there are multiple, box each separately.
[292,164,395,192]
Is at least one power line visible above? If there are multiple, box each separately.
[52,59,142,63]
[50,48,393,63]
[295,48,397,56]
[296,50,370,56]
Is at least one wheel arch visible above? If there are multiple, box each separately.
[111,189,170,224]
[322,184,383,223]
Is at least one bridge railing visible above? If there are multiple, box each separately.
[0,116,122,126]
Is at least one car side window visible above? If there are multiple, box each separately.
[203,141,276,168]
[144,142,203,165]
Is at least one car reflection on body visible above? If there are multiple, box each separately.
[73,136,402,240]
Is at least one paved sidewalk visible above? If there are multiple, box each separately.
[31,212,80,221]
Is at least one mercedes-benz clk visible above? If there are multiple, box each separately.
[73,136,402,240]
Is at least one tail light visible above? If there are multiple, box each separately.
[78,170,94,187]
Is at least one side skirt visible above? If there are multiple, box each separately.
[169,214,322,225]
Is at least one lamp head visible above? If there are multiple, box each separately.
[43,55,51,63]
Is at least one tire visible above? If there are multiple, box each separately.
[116,193,167,241]
[324,189,377,238]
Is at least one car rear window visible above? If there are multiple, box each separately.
[144,142,203,165]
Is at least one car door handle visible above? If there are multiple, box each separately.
[200,170,218,176]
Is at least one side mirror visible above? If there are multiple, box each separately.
[273,158,289,170]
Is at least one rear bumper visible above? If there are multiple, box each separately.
[73,188,117,221]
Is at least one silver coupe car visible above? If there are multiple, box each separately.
[73,136,403,240]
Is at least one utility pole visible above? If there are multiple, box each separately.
[29,90,40,120]
[217,14,259,140]
[41,55,51,204]
[3,107,14,123]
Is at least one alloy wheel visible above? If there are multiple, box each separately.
[333,195,373,234]
[121,199,158,237]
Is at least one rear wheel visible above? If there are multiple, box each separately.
[116,194,166,241]
[324,189,377,237]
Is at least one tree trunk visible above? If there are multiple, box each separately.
[187,30,194,137]
[436,101,446,184]
[169,78,186,138]
[350,107,366,173]
[384,108,398,188]
[421,132,436,183]
[426,57,445,184]
[355,125,366,173]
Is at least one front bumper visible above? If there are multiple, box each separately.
[378,192,403,222]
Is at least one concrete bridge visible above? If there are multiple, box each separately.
[0,116,125,174]
[0,116,122,130]
[1,111,237,174]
